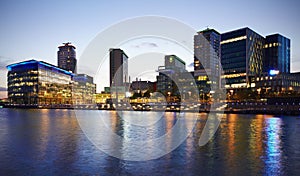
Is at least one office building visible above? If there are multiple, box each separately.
[130,79,156,93]
[57,42,77,73]
[194,28,221,92]
[157,55,185,95]
[264,34,290,73]
[157,55,195,101]
[109,48,128,87]
[221,27,265,89]
[72,74,96,105]
[7,60,73,106]
[253,71,300,96]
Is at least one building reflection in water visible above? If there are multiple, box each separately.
[1,109,295,175]
[264,117,283,175]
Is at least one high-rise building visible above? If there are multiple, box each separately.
[7,60,73,106]
[57,42,77,73]
[221,27,265,89]
[109,48,128,87]
[264,34,290,73]
[194,28,221,92]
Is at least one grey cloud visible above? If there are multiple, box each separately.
[0,87,7,91]
[0,56,17,71]
[132,42,158,48]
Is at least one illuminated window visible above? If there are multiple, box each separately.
[220,36,247,45]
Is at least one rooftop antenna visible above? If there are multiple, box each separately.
[63,42,71,46]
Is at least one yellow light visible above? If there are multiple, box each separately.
[221,36,247,45]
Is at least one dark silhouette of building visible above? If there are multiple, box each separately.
[109,48,128,87]
[57,42,77,73]
[264,34,290,73]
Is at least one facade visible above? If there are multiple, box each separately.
[130,79,156,93]
[72,74,96,105]
[194,28,221,92]
[157,55,186,96]
[157,55,195,101]
[221,27,265,89]
[57,42,77,73]
[7,60,73,106]
[109,48,128,87]
[95,92,111,104]
[253,71,300,96]
[264,34,290,73]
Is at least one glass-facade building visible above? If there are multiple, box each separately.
[264,34,290,73]
[157,55,196,101]
[7,60,73,106]
[221,27,265,89]
[72,74,96,105]
[194,28,221,92]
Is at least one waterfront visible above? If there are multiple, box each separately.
[0,109,300,175]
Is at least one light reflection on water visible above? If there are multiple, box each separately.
[0,109,299,175]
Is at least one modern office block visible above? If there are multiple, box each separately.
[109,48,128,87]
[194,28,221,92]
[221,27,265,89]
[73,74,96,105]
[157,55,195,101]
[7,60,73,106]
[264,34,290,73]
[58,42,77,73]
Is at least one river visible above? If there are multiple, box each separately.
[0,109,299,175]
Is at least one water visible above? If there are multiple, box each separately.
[0,109,300,175]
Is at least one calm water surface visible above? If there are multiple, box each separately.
[0,109,300,175]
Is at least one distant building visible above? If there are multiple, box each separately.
[264,34,290,73]
[57,42,77,73]
[95,92,111,104]
[73,74,96,105]
[194,28,221,93]
[109,48,128,87]
[253,71,300,96]
[157,55,195,101]
[130,79,156,93]
[221,27,265,89]
[7,60,73,106]
[157,55,185,95]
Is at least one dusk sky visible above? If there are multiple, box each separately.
[0,0,300,97]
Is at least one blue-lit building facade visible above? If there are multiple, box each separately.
[264,34,290,73]
[7,60,73,106]
[221,27,265,90]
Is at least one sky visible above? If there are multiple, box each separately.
[0,0,300,97]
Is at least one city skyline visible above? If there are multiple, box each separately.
[1,0,300,98]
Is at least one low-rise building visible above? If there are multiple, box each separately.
[7,60,73,106]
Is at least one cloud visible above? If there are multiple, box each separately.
[132,42,158,48]
[0,87,7,91]
[0,56,17,71]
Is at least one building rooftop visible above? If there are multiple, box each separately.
[7,59,74,76]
